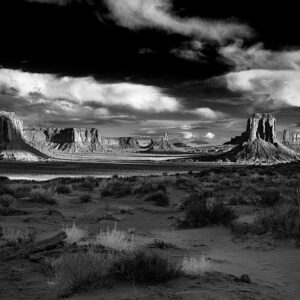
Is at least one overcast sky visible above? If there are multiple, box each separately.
[0,0,300,143]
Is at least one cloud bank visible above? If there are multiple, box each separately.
[225,70,300,107]
[26,0,252,43]
[104,0,252,42]
[220,43,300,71]
[0,68,180,113]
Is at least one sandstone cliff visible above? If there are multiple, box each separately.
[23,128,141,153]
[144,133,182,152]
[282,129,300,152]
[221,113,299,163]
[0,112,47,161]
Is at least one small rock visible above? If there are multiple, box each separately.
[239,274,251,284]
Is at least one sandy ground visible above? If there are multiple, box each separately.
[0,180,299,300]
[0,158,228,181]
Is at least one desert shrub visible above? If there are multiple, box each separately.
[144,191,169,207]
[29,188,57,205]
[258,190,281,206]
[112,250,180,283]
[255,201,300,241]
[178,193,236,228]
[1,224,35,245]
[100,179,132,198]
[95,225,135,252]
[0,194,15,208]
[77,177,98,191]
[79,194,92,203]
[133,178,167,194]
[179,192,214,211]
[0,184,15,196]
[10,184,31,198]
[62,224,88,244]
[0,176,9,183]
[181,254,210,277]
[51,251,110,297]
[56,184,72,194]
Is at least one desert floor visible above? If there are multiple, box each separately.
[0,163,299,299]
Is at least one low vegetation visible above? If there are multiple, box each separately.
[62,224,88,244]
[0,224,35,245]
[55,184,73,194]
[178,193,236,228]
[255,200,300,241]
[112,250,180,283]
[50,250,110,297]
[0,194,15,208]
[144,191,170,207]
[95,225,135,252]
[181,254,210,277]
[79,194,92,203]
[29,188,57,205]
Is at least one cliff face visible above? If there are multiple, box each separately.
[0,112,46,161]
[246,113,277,144]
[221,113,299,163]
[23,128,141,153]
[0,111,24,147]
[283,129,300,152]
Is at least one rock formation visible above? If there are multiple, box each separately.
[145,132,181,152]
[24,128,141,153]
[282,129,300,152]
[221,113,299,163]
[0,112,47,161]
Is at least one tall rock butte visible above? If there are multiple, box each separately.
[24,128,141,154]
[222,113,299,163]
[0,111,47,161]
[282,128,300,152]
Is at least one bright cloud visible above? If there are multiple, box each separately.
[225,69,300,107]
[104,0,252,42]
[204,132,215,139]
[182,132,194,139]
[0,68,180,113]
[191,107,225,119]
[220,43,300,71]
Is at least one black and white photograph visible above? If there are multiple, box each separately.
[0,0,299,299]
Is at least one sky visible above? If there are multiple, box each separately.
[0,0,300,144]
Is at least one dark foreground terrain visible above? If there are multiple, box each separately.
[0,162,299,299]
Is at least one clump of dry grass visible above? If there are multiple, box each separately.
[112,250,180,284]
[95,224,135,252]
[62,224,88,244]
[49,250,110,297]
[0,223,35,245]
[181,254,210,277]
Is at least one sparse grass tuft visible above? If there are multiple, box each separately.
[1,224,35,245]
[144,191,170,207]
[181,254,210,277]
[95,224,135,252]
[62,224,88,244]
